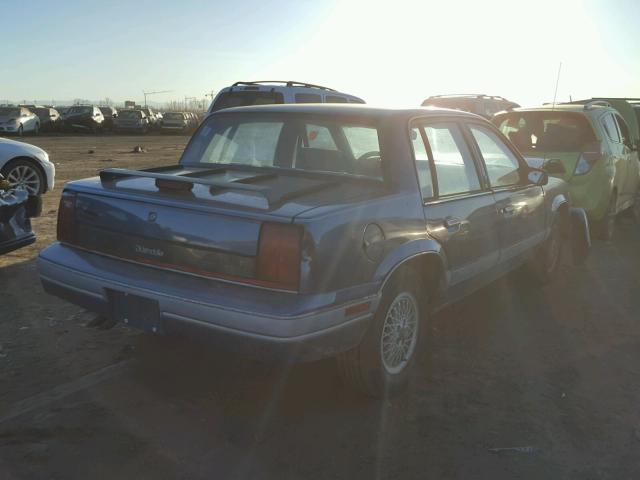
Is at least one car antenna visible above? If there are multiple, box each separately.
[551,62,562,110]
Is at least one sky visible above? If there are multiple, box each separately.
[2,0,639,107]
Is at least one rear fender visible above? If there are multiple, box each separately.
[569,207,591,265]
[374,239,448,298]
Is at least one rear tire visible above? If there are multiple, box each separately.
[337,268,425,397]
[528,218,564,284]
[596,193,617,241]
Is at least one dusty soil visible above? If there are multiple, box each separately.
[1,134,640,479]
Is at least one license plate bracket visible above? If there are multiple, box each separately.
[108,290,161,333]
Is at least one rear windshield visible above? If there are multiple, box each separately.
[211,91,285,112]
[68,106,93,115]
[181,114,383,180]
[164,112,184,120]
[423,98,478,113]
[494,111,596,153]
[119,110,142,119]
[0,108,20,117]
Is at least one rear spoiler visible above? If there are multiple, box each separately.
[100,165,272,193]
[99,165,337,206]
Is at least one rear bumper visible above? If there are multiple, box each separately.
[38,244,376,362]
[0,233,36,255]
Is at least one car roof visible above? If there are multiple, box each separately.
[499,104,612,114]
[219,81,364,101]
[207,103,485,120]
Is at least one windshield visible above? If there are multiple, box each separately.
[494,111,596,153]
[181,114,383,179]
[211,91,285,112]
[68,106,93,115]
[119,110,142,119]
[0,108,20,117]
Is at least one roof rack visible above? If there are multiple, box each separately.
[231,81,337,92]
[427,94,511,101]
[584,100,611,110]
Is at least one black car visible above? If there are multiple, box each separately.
[0,175,41,255]
[63,105,105,133]
[422,94,520,119]
[99,106,118,131]
[35,107,62,132]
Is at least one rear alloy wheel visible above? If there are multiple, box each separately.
[337,269,424,397]
[3,160,44,195]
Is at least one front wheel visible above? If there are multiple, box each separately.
[2,159,45,195]
[337,269,424,397]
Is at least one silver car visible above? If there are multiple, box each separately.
[0,107,40,136]
[0,137,55,195]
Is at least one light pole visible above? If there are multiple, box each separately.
[143,90,172,108]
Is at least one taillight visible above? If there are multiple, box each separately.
[257,223,303,291]
[574,142,602,176]
[57,191,77,244]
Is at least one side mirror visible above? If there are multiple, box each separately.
[527,168,548,186]
[544,158,566,175]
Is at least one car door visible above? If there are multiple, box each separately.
[613,113,639,208]
[601,112,627,210]
[465,122,546,266]
[411,119,500,296]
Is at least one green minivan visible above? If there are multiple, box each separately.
[494,100,640,239]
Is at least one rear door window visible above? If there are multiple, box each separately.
[409,127,434,199]
[469,125,522,188]
[614,114,630,145]
[211,91,285,111]
[325,95,348,103]
[602,113,621,143]
[423,123,481,196]
[295,93,322,103]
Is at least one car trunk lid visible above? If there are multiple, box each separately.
[62,165,383,288]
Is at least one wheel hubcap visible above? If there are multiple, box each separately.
[380,292,419,375]
[7,166,40,195]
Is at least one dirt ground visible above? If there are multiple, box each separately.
[1,134,640,479]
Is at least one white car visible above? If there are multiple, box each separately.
[208,80,365,113]
[0,137,55,195]
[0,107,40,136]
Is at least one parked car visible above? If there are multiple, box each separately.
[141,107,159,129]
[493,100,640,239]
[114,109,151,134]
[38,104,589,397]
[99,106,118,131]
[0,137,55,195]
[160,112,191,133]
[208,80,365,113]
[57,106,71,120]
[35,107,62,132]
[63,105,105,133]
[0,175,41,255]
[422,94,520,118]
[0,107,40,136]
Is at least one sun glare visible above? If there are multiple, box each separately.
[263,0,625,107]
